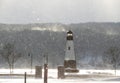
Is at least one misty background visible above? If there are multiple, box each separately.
[0,23,120,69]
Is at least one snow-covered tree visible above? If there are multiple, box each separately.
[0,42,21,73]
[104,47,120,75]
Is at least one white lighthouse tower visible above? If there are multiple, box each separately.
[64,30,79,73]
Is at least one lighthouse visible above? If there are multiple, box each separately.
[64,30,79,73]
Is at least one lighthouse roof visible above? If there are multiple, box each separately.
[67,30,73,34]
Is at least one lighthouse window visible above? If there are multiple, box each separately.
[68,34,72,36]
[68,47,70,50]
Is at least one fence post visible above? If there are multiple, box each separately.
[24,72,27,83]
[44,55,48,83]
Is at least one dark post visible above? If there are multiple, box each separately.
[24,72,27,83]
[44,55,48,83]
[28,53,33,73]
[31,53,33,73]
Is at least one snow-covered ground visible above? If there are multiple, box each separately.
[0,69,120,83]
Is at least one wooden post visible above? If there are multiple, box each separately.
[30,53,33,73]
[44,64,48,83]
[24,72,27,83]
[44,55,48,83]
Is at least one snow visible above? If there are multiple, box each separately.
[0,69,120,83]
[0,78,120,83]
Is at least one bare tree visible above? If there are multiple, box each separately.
[104,47,120,75]
[0,43,21,74]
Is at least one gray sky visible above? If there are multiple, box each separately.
[0,0,120,24]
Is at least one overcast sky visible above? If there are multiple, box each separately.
[0,0,120,24]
